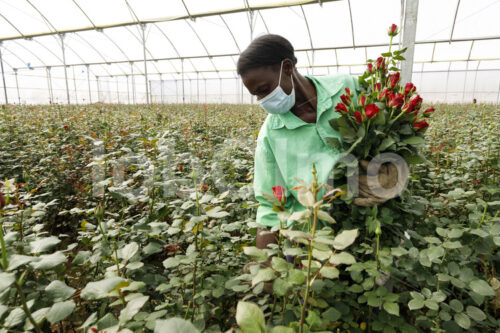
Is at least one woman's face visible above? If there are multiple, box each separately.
[240,60,294,101]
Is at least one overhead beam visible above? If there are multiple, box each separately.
[0,0,338,42]
[400,0,419,84]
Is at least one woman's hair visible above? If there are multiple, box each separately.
[237,34,297,75]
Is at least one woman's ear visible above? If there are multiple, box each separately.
[283,59,294,76]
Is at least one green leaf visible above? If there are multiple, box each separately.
[269,326,294,333]
[466,306,486,322]
[0,273,16,293]
[25,307,50,331]
[272,278,291,297]
[408,298,424,310]
[163,257,181,269]
[119,296,149,325]
[330,252,356,265]
[320,266,339,279]
[424,299,439,311]
[119,242,139,262]
[449,299,464,312]
[367,294,382,307]
[288,269,306,285]
[454,313,471,330]
[317,210,336,224]
[379,137,395,151]
[45,280,76,302]
[235,301,266,333]
[80,277,125,300]
[243,246,268,263]
[271,257,289,272]
[402,136,425,145]
[325,137,342,150]
[46,300,75,324]
[322,307,341,321]
[312,249,332,261]
[8,255,39,270]
[383,302,400,316]
[31,252,67,270]
[4,308,25,328]
[29,236,61,253]
[97,313,118,330]
[306,310,322,329]
[252,267,275,287]
[469,279,495,296]
[72,251,91,265]
[332,229,358,250]
[206,206,230,218]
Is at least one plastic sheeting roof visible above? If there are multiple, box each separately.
[0,0,499,81]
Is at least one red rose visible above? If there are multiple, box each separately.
[386,72,400,89]
[413,121,429,132]
[178,165,183,171]
[373,82,382,92]
[354,111,364,123]
[389,93,405,108]
[423,107,435,117]
[340,94,351,105]
[358,95,366,107]
[404,82,416,96]
[473,98,477,104]
[367,63,374,74]
[334,103,348,113]
[379,89,390,101]
[402,95,422,114]
[364,104,380,119]
[344,87,352,96]
[0,192,4,209]
[376,57,386,70]
[388,24,398,37]
[272,185,286,204]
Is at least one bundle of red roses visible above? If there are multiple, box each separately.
[327,24,434,167]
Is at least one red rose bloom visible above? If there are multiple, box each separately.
[404,82,416,96]
[345,87,352,96]
[0,192,4,209]
[402,95,422,114]
[373,82,382,92]
[423,107,435,117]
[367,63,374,74]
[354,111,364,123]
[388,24,398,37]
[364,104,381,119]
[379,89,390,101]
[413,121,429,132]
[272,185,286,203]
[340,94,351,105]
[359,95,366,107]
[386,72,400,89]
[389,93,405,108]
[376,57,386,70]
[334,103,348,113]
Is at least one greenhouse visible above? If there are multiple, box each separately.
[0,1,499,333]
[0,0,499,105]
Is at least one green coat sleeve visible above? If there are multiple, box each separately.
[253,129,292,228]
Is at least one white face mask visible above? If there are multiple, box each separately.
[258,60,295,115]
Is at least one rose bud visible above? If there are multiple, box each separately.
[340,94,351,105]
[364,104,381,119]
[334,103,348,113]
[367,63,374,74]
[379,89,390,101]
[358,94,366,107]
[388,24,398,37]
[386,72,400,89]
[0,192,5,209]
[344,87,352,96]
[404,82,416,96]
[354,111,364,123]
[373,82,382,92]
[389,93,405,108]
[423,107,435,117]
[473,98,477,104]
[413,121,429,132]
[403,95,422,114]
[376,57,386,70]
[272,185,286,204]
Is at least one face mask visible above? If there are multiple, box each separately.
[258,60,295,115]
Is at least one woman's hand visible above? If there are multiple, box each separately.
[354,159,409,207]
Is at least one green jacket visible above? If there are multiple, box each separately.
[254,73,360,227]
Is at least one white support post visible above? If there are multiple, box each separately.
[181,59,185,104]
[496,80,500,105]
[126,75,130,104]
[116,76,120,104]
[14,69,20,104]
[204,78,207,104]
[46,67,53,103]
[175,79,178,104]
[219,78,222,104]
[59,34,71,105]
[400,0,419,85]
[130,62,136,104]
[141,24,150,106]
[196,72,199,103]
[462,61,469,102]
[0,43,8,104]
[96,76,100,102]
[160,74,164,104]
[86,65,92,103]
[72,66,78,104]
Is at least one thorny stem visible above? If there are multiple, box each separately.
[15,273,41,333]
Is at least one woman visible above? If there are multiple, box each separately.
[237,34,398,249]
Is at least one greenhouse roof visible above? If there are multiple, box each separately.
[0,0,499,81]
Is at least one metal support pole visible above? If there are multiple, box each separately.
[140,23,150,106]
[496,80,500,105]
[462,61,469,102]
[96,76,100,102]
[471,61,480,101]
[444,62,451,103]
[130,62,136,104]
[116,76,120,104]
[72,66,78,104]
[149,80,152,104]
[197,72,199,103]
[160,74,164,104]
[219,78,222,104]
[400,0,419,85]
[204,78,207,104]
[14,69,20,104]
[181,59,185,104]
[86,64,92,103]
[0,43,8,104]
[46,67,53,103]
[59,34,71,105]
[126,75,130,104]
[175,79,178,104]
